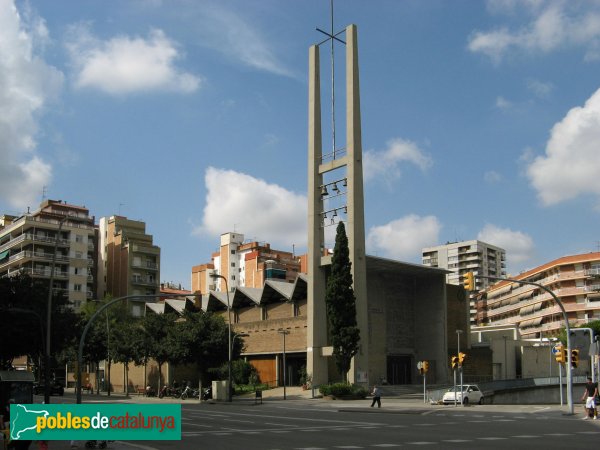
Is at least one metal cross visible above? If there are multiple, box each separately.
[316,0,346,160]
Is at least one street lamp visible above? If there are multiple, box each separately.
[456,329,463,407]
[278,329,290,400]
[502,335,508,380]
[210,273,232,402]
[46,216,67,404]
[77,293,199,404]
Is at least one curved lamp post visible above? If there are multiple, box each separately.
[76,293,198,404]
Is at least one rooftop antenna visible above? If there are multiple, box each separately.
[118,203,125,215]
[41,186,47,201]
[316,0,345,160]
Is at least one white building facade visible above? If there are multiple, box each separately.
[422,240,507,324]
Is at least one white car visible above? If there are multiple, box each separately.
[442,384,483,405]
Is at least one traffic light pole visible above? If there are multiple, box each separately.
[473,274,575,415]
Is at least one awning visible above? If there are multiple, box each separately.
[0,250,8,261]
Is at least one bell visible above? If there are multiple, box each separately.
[320,185,328,196]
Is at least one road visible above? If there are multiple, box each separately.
[34,391,600,449]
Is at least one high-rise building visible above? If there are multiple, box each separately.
[97,216,160,315]
[0,199,97,310]
[191,232,300,294]
[422,240,506,324]
[476,252,600,339]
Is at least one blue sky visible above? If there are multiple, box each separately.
[2,0,600,289]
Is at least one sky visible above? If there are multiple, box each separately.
[2,0,600,289]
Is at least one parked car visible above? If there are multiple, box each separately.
[442,384,483,405]
[33,379,64,396]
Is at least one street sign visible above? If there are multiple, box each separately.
[552,345,563,355]
[417,361,423,370]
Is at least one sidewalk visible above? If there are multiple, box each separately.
[63,386,588,417]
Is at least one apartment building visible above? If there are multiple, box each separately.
[422,240,506,324]
[97,216,160,315]
[0,199,97,310]
[191,232,300,294]
[476,252,600,339]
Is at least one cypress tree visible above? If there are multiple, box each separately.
[325,221,361,382]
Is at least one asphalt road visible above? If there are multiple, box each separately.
[30,392,600,449]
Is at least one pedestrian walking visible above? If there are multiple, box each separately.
[370,385,381,408]
[581,376,598,420]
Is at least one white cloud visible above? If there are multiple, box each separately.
[495,96,512,109]
[478,223,534,268]
[527,87,600,206]
[468,2,600,62]
[195,5,293,77]
[0,0,62,209]
[366,215,442,261]
[196,167,307,249]
[526,78,553,98]
[66,25,200,95]
[363,138,432,183]
[484,171,502,183]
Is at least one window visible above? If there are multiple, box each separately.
[231,262,236,267]
[75,234,83,243]
[75,251,83,259]
[232,275,236,280]
[293,303,300,317]
[231,250,236,255]
[74,284,82,291]
[74,267,80,275]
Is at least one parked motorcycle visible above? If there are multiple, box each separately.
[180,385,199,400]
[202,386,212,400]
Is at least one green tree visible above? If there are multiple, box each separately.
[110,318,146,393]
[557,320,600,345]
[176,311,241,384]
[325,221,361,382]
[140,312,179,392]
[0,273,78,374]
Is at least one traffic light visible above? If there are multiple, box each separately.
[451,356,459,369]
[458,352,467,366]
[555,347,565,364]
[463,272,475,291]
[423,361,429,373]
[571,349,579,368]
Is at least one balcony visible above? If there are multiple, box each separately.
[131,243,159,255]
[0,233,70,253]
[585,268,600,278]
[131,277,158,287]
[18,267,69,279]
[131,261,158,270]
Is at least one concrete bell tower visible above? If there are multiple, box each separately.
[307,24,369,385]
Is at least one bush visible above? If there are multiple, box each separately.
[319,383,368,399]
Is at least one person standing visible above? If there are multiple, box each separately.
[581,376,598,420]
[370,385,382,408]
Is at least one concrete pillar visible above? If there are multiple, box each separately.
[307,44,328,385]
[345,24,369,384]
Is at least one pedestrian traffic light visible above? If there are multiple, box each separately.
[451,356,459,369]
[571,349,579,368]
[555,347,565,364]
[463,272,475,291]
[458,352,467,366]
